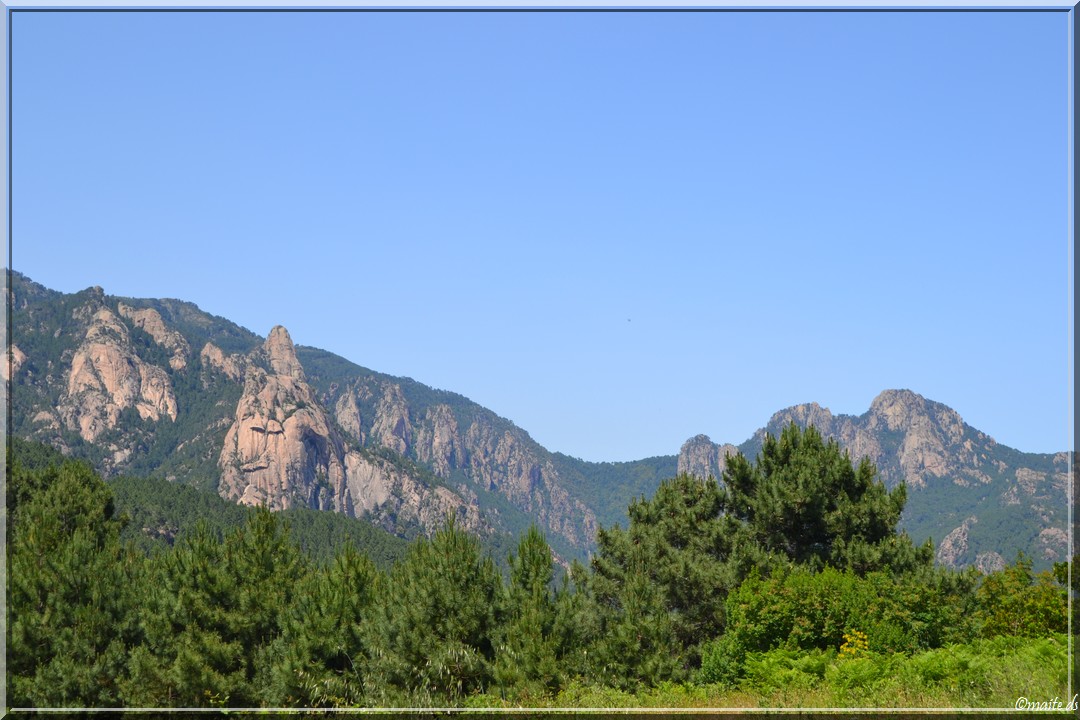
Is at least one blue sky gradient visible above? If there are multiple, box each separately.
[13,10,1071,460]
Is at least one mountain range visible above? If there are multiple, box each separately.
[6,271,1071,570]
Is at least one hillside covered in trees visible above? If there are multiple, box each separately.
[7,427,1071,709]
[10,272,1069,573]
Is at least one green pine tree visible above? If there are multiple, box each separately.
[124,509,306,707]
[723,422,932,575]
[493,526,561,699]
[7,460,144,707]
[591,474,743,672]
[265,544,383,706]
[368,514,502,706]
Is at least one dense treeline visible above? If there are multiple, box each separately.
[10,436,411,569]
[6,425,1071,708]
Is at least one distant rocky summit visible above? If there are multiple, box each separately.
[678,390,1071,570]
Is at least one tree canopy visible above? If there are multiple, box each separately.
[722,422,932,575]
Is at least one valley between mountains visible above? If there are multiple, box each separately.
[7,271,1071,570]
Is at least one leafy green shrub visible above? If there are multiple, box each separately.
[698,633,747,687]
[722,565,977,660]
[976,554,1068,638]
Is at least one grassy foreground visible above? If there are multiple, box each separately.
[464,634,1071,710]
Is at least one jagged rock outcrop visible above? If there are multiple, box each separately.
[264,325,306,378]
[414,404,465,478]
[680,389,1070,570]
[118,302,190,370]
[370,383,412,456]
[199,342,244,381]
[218,326,346,511]
[864,389,987,487]
[334,390,365,445]
[343,449,480,534]
[936,516,976,568]
[332,377,600,549]
[975,551,1006,574]
[58,307,178,442]
[1037,527,1069,561]
[217,326,479,537]
[677,434,738,482]
[12,272,1069,567]
[755,389,997,490]
[463,416,598,548]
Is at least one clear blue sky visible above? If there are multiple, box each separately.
[12,10,1071,461]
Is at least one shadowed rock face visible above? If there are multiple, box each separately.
[118,302,190,371]
[370,383,412,456]
[414,404,463,478]
[58,307,178,443]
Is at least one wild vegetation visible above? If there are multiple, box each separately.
[6,426,1071,709]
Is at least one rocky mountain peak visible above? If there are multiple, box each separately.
[264,325,305,380]
[217,330,481,538]
[767,401,835,436]
[868,389,932,431]
[677,434,739,483]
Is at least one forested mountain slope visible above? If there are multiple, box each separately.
[9,271,1069,569]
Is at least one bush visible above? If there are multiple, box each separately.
[698,634,747,687]
[977,555,1068,638]
[722,565,976,659]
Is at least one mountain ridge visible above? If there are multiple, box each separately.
[8,271,1070,570]
[677,389,1070,572]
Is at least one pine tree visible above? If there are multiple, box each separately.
[550,559,602,682]
[7,460,143,707]
[722,422,931,575]
[590,474,742,672]
[592,551,681,690]
[493,526,561,699]
[368,514,502,705]
[266,544,382,706]
[124,509,306,707]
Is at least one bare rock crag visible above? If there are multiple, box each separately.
[216,326,480,536]
[58,307,178,443]
[118,302,191,370]
[677,434,739,483]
